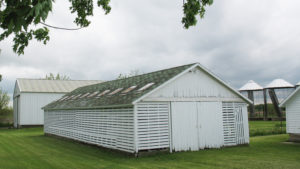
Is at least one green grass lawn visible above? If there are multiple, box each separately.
[0,128,299,169]
[249,121,286,137]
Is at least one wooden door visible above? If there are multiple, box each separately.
[171,102,198,151]
[197,102,223,149]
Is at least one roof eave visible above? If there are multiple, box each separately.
[43,103,134,111]
[279,87,300,107]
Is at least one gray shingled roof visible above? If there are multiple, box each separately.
[16,79,103,93]
[44,63,252,111]
[44,63,195,110]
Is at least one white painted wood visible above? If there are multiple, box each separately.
[133,104,138,153]
[19,93,64,125]
[142,97,243,102]
[171,101,225,151]
[133,63,252,105]
[13,96,20,128]
[136,102,170,151]
[145,67,243,102]
[285,90,300,134]
[44,108,135,153]
[171,102,198,151]
[222,102,236,146]
[242,105,250,144]
[197,102,224,149]
[168,102,173,153]
[222,102,249,146]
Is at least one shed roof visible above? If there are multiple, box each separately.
[43,63,252,110]
[280,87,300,107]
[239,80,263,91]
[265,79,294,89]
[16,79,103,93]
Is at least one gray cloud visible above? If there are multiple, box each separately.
[1,0,300,105]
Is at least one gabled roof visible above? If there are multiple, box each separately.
[16,79,103,93]
[239,80,263,91]
[43,63,252,110]
[279,87,299,107]
[265,79,294,89]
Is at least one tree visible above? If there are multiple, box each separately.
[0,88,10,111]
[45,73,71,80]
[117,69,141,79]
[0,0,213,55]
[0,74,2,82]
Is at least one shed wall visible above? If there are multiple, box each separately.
[144,67,243,102]
[170,101,248,152]
[44,108,135,153]
[286,91,300,134]
[136,102,170,151]
[19,93,64,125]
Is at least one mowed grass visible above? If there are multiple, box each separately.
[0,128,300,169]
[249,121,286,136]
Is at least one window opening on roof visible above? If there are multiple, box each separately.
[80,93,90,98]
[121,86,137,94]
[72,94,82,99]
[88,91,99,98]
[108,88,123,95]
[59,96,68,101]
[96,90,110,97]
[65,95,75,100]
[138,83,155,91]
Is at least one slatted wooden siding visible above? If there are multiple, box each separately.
[222,102,249,146]
[44,108,135,153]
[286,91,300,134]
[136,102,170,151]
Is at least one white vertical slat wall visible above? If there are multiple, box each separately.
[44,108,135,153]
[136,102,170,151]
[222,102,249,146]
[197,102,224,149]
[171,102,199,151]
[286,91,300,134]
[171,102,224,151]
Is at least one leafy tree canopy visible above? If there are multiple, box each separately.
[0,74,2,82]
[0,0,212,55]
[44,73,70,80]
[0,89,9,111]
[117,69,141,79]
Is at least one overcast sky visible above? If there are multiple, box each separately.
[1,0,300,104]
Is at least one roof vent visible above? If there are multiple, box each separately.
[72,94,82,100]
[96,90,110,98]
[80,93,90,98]
[65,95,76,100]
[108,88,123,95]
[88,91,99,98]
[138,83,155,91]
[121,86,137,94]
[59,96,69,101]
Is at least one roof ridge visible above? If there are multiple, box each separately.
[83,63,197,88]
[16,78,102,82]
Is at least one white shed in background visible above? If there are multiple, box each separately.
[13,79,102,127]
[43,63,252,154]
[280,86,300,142]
